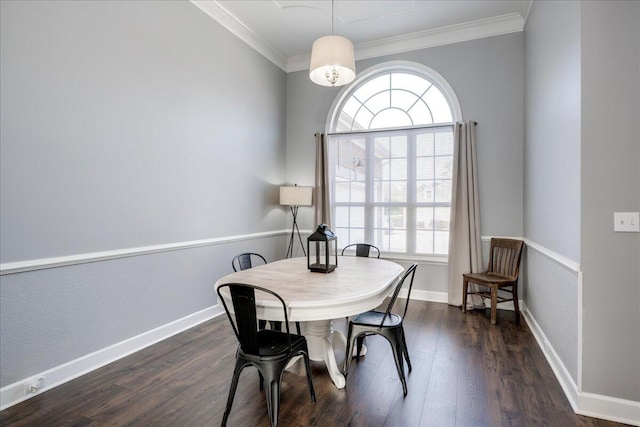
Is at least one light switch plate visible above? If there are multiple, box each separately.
[614,212,640,232]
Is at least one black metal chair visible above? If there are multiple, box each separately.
[232,252,286,331]
[340,244,382,337]
[343,263,418,396]
[341,243,381,258]
[217,283,315,427]
[232,252,267,272]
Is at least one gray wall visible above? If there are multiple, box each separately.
[0,237,286,386]
[286,32,524,292]
[0,0,286,263]
[580,1,640,401]
[523,0,581,386]
[0,1,287,387]
[525,0,640,402]
[523,0,581,261]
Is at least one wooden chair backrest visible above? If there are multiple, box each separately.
[487,238,524,280]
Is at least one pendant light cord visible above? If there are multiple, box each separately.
[331,0,335,35]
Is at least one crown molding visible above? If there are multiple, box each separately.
[190,1,524,75]
[287,12,525,73]
[190,0,287,72]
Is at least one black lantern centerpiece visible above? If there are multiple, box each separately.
[307,224,338,273]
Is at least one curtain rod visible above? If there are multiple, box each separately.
[322,121,478,136]
[325,121,477,137]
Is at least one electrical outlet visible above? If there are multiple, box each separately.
[24,377,45,395]
[614,212,640,232]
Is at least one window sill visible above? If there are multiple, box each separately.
[380,254,448,265]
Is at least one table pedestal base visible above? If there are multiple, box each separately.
[303,319,367,389]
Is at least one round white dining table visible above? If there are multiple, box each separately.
[214,256,404,388]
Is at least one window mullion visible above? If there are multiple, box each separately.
[364,134,374,244]
[406,132,417,255]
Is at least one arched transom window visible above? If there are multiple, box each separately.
[327,63,460,257]
[335,72,453,132]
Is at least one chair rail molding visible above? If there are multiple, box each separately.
[481,235,580,273]
[0,230,289,275]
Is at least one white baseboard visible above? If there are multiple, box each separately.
[0,305,224,411]
[523,304,640,426]
[576,392,640,426]
[522,304,580,409]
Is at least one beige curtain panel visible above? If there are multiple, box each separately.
[314,132,332,229]
[447,121,484,307]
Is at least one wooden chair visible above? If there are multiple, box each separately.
[341,243,381,258]
[462,238,524,325]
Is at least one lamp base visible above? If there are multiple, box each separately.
[286,206,306,258]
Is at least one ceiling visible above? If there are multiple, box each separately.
[191,0,532,72]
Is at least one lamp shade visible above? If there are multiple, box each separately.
[280,186,313,206]
[309,35,356,87]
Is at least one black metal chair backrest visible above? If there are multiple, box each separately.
[217,283,291,356]
[379,263,418,329]
[341,243,381,259]
[232,252,267,272]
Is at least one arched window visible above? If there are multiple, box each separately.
[327,62,461,257]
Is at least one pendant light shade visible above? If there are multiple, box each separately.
[309,35,356,87]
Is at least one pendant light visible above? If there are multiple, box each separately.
[309,0,356,87]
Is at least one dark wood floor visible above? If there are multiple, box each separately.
[1,301,628,427]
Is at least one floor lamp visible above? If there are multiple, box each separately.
[280,185,313,258]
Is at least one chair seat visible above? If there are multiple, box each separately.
[351,310,402,328]
[463,272,514,286]
[240,330,307,357]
